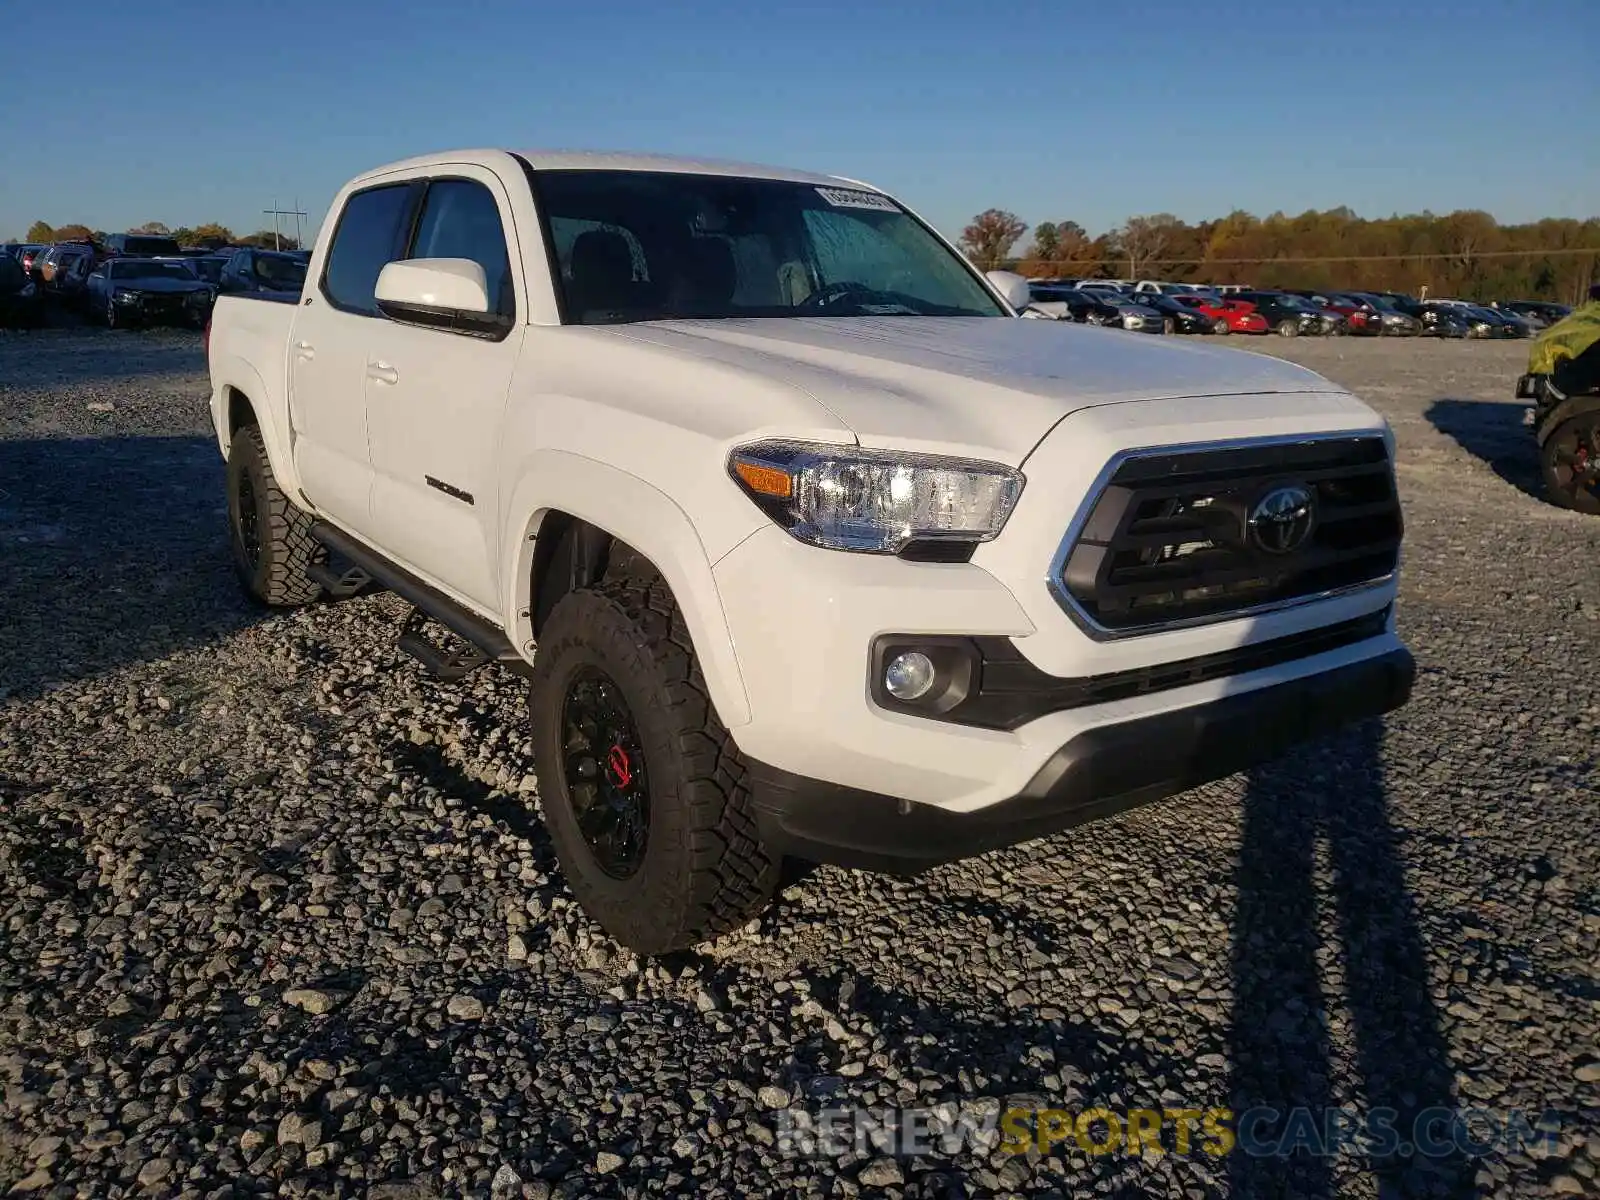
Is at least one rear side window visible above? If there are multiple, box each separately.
[407,179,515,318]
[322,183,413,315]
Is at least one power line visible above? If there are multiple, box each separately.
[263,199,308,250]
[1023,246,1600,269]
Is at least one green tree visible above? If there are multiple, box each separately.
[960,209,1027,271]
[237,230,300,250]
[130,221,171,235]
[53,224,94,242]
[25,221,54,243]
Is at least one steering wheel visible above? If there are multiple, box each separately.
[797,280,877,312]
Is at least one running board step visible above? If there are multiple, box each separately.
[396,608,490,681]
[307,559,378,599]
[309,522,530,679]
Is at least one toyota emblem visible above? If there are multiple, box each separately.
[1248,484,1316,555]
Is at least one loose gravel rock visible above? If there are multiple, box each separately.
[1,329,1596,1198]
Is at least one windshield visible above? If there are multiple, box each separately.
[190,258,225,283]
[534,170,1005,323]
[255,254,307,290]
[112,260,198,281]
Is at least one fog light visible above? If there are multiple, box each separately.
[884,651,936,701]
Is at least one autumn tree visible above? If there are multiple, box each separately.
[25,221,54,243]
[961,209,1027,271]
[130,221,171,235]
[53,224,94,242]
[237,230,300,250]
[1111,213,1186,277]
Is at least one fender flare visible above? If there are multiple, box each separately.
[500,450,753,728]
[211,355,302,497]
[1536,392,1600,447]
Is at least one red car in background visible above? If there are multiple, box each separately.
[1173,294,1270,334]
[1287,290,1382,335]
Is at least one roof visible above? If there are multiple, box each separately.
[346,148,881,193]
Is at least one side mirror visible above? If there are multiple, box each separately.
[985,270,1034,312]
[376,258,505,336]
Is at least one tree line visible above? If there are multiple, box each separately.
[21,220,301,251]
[960,208,1600,304]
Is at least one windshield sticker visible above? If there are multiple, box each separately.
[815,187,900,212]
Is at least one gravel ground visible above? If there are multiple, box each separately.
[0,328,1595,1200]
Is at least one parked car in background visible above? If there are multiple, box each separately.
[219,248,309,302]
[1234,291,1338,336]
[1132,280,1210,296]
[1025,284,1127,326]
[0,252,43,327]
[1501,300,1571,327]
[1171,294,1268,334]
[1095,291,1167,333]
[1076,279,1134,294]
[86,257,213,328]
[102,232,184,259]
[38,245,97,305]
[1285,291,1383,336]
[1135,291,1219,334]
[1338,293,1422,336]
[1404,302,1474,338]
[186,255,229,286]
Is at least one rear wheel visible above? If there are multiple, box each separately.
[529,574,780,954]
[1275,319,1299,337]
[226,425,324,605]
[1212,318,1230,335]
[1541,413,1600,515]
[104,299,120,329]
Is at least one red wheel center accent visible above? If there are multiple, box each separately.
[606,744,633,788]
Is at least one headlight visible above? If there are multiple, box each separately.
[115,289,142,303]
[728,441,1023,554]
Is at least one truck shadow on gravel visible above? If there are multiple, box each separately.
[1228,720,1473,1199]
[1425,399,1544,503]
[0,435,260,700]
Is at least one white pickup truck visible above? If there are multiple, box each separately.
[207,149,1414,954]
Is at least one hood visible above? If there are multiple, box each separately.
[114,277,208,295]
[609,316,1344,464]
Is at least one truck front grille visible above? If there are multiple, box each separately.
[1053,435,1401,636]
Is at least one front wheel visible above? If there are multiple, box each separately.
[226,425,324,604]
[530,576,780,955]
[1541,412,1600,515]
[1275,319,1299,337]
[1212,319,1230,335]
[104,299,120,329]
[1162,317,1176,335]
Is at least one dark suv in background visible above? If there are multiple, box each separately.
[103,232,183,259]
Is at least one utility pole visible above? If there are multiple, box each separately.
[263,199,308,250]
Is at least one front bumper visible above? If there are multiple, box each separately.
[749,646,1414,873]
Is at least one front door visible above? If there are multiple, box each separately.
[288,181,416,529]
[362,171,525,613]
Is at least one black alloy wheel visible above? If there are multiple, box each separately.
[235,471,262,569]
[560,666,651,878]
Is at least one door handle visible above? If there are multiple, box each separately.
[366,360,399,386]
[293,340,315,362]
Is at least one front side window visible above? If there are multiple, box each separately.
[407,179,514,317]
[322,183,413,315]
[533,170,1004,324]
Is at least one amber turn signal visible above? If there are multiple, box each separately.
[732,459,793,499]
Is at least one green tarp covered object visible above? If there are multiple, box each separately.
[1528,301,1600,376]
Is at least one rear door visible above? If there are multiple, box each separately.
[361,169,525,611]
[288,181,417,528]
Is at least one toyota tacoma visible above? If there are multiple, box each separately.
[206,150,1414,953]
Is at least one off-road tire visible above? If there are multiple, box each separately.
[529,576,780,954]
[1540,413,1600,516]
[226,425,323,605]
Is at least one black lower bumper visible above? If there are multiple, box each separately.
[748,646,1415,874]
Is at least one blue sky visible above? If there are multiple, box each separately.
[2,0,1595,244]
